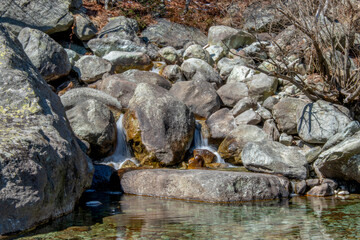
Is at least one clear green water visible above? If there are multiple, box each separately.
[16,191,360,240]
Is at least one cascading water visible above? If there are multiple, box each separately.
[192,121,225,164]
[102,114,138,169]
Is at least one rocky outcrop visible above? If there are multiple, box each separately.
[124,83,195,166]
[169,79,221,118]
[18,27,71,82]
[0,0,73,35]
[120,169,290,202]
[241,140,308,180]
[141,18,207,49]
[297,100,352,144]
[0,26,93,235]
[66,99,117,159]
[181,58,222,87]
[218,125,268,165]
[74,55,112,83]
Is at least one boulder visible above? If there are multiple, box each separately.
[66,99,117,159]
[74,55,112,83]
[230,97,256,117]
[273,97,307,134]
[235,109,261,125]
[243,3,282,32]
[227,65,255,84]
[65,48,80,66]
[208,25,255,50]
[206,108,236,141]
[169,79,221,118]
[183,44,213,65]
[0,0,73,35]
[88,37,146,57]
[161,65,186,83]
[120,169,290,202]
[241,140,308,179]
[0,26,92,235]
[124,83,195,166]
[322,121,360,152]
[216,82,249,107]
[263,96,279,111]
[263,119,280,141]
[97,16,140,42]
[279,133,293,146]
[103,51,152,73]
[60,87,122,111]
[217,57,248,79]
[297,100,352,144]
[119,69,172,89]
[188,155,205,169]
[74,13,97,41]
[17,27,71,82]
[307,183,334,197]
[247,73,278,100]
[159,46,181,65]
[206,45,226,63]
[256,106,272,120]
[314,130,360,183]
[141,18,207,49]
[193,149,216,165]
[181,58,222,87]
[218,125,268,165]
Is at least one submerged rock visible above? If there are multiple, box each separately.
[0,26,93,235]
[120,169,290,202]
[124,83,195,166]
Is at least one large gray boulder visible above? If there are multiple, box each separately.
[227,65,255,84]
[314,123,360,183]
[273,97,308,134]
[97,16,140,42]
[120,169,290,202]
[66,99,117,159]
[0,0,73,35]
[169,79,221,118]
[297,100,352,144]
[103,51,152,73]
[183,44,213,65]
[181,58,222,87]
[74,55,112,83]
[216,82,249,107]
[247,73,278,100]
[208,25,255,50]
[124,83,195,166]
[17,27,71,82]
[242,140,308,180]
[218,125,268,165]
[88,37,146,57]
[141,18,207,49]
[206,108,236,141]
[0,26,93,235]
[217,57,249,79]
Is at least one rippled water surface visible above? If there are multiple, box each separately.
[17,191,360,239]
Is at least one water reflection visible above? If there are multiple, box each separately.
[19,193,360,239]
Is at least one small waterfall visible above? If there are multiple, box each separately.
[102,114,138,170]
[192,121,225,164]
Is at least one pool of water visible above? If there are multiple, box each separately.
[16,191,360,239]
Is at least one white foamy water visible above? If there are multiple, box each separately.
[192,121,225,164]
[150,61,166,74]
[102,114,139,170]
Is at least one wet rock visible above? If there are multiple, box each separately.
[88,37,146,57]
[208,25,255,50]
[230,97,256,117]
[103,51,152,73]
[91,164,118,190]
[18,27,71,82]
[273,97,307,134]
[169,79,221,118]
[120,160,138,169]
[74,13,97,41]
[159,46,181,65]
[162,65,186,83]
[297,100,352,144]
[206,108,236,141]
[206,45,226,63]
[188,155,205,169]
[227,65,255,84]
[124,83,195,166]
[217,57,249,79]
[97,16,140,42]
[118,69,172,90]
[74,55,112,83]
[181,58,223,87]
[307,183,334,197]
[218,125,268,165]
[248,73,278,100]
[193,149,216,165]
[66,99,117,159]
[120,169,290,202]
[141,18,207,49]
[0,0,73,35]
[263,119,280,141]
[235,109,261,125]
[183,44,213,65]
[242,140,308,179]
[217,82,249,107]
[0,26,93,235]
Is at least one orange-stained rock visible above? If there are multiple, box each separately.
[188,155,205,169]
[193,149,216,164]
[207,163,228,169]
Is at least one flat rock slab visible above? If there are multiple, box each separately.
[120,169,290,202]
